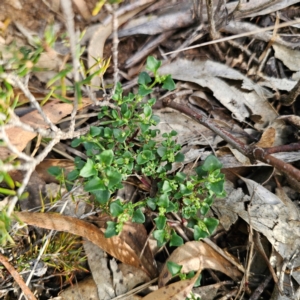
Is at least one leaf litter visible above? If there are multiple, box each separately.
[1,0,300,299]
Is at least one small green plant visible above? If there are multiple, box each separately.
[58,56,225,246]
[167,261,201,299]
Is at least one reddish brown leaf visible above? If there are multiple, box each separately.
[14,212,156,278]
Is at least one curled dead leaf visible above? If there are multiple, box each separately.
[158,241,242,288]
[14,212,157,278]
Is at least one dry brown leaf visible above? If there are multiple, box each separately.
[14,212,156,278]
[158,241,242,288]
[119,223,158,278]
[56,277,98,300]
[0,99,92,160]
[72,0,91,21]
[142,269,201,300]
[255,127,276,147]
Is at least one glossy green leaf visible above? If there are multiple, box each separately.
[146,56,161,74]
[208,180,225,195]
[157,146,167,157]
[79,158,97,178]
[138,85,152,96]
[204,217,219,235]
[154,215,166,230]
[132,208,145,223]
[162,75,176,91]
[202,155,223,172]
[195,165,207,178]
[143,105,152,118]
[200,203,210,215]
[174,152,184,162]
[147,198,156,210]
[47,166,63,178]
[92,189,110,204]
[167,261,182,276]
[105,221,118,238]
[138,71,152,85]
[169,232,183,247]
[161,180,172,193]
[110,199,124,217]
[194,225,209,240]
[153,229,165,246]
[99,149,114,166]
[84,177,105,192]
[157,193,169,208]
[106,169,122,188]
[67,169,79,181]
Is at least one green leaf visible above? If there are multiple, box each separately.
[147,198,156,210]
[103,127,112,138]
[162,180,172,193]
[170,130,177,136]
[162,75,176,91]
[136,150,154,165]
[154,215,166,230]
[74,157,85,169]
[79,158,97,178]
[157,146,167,157]
[150,115,160,125]
[194,274,202,287]
[175,172,186,183]
[138,85,153,96]
[157,193,169,208]
[105,221,118,238]
[167,261,182,276]
[148,98,156,106]
[132,208,145,223]
[200,203,210,215]
[146,56,161,74]
[143,105,152,118]
[153,229,166,246]
[120,103,128,115]
[67,169,79,181]
[169,232,183,247]
[99,149,114,166]
[110,199,124,217]
[92,189,110,204]
[195,165,207,178]
[179,184,193,196]
[106,170,122,188]
[71,138,82,147]
[202,155,223,172]
[208,180,225,195]
[84,177,105,191]
[138,71,152,85]
[47,166,63,178]
[204,217,219,235]
[194,225,209,240]
[90,126,102,137]
[174,152,184,162]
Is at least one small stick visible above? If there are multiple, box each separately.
[0,253,37,300]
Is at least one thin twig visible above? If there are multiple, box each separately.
[0,253,37,300]
[165,19,300,55]
[61,0,80,134]
[163,98,300,182]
